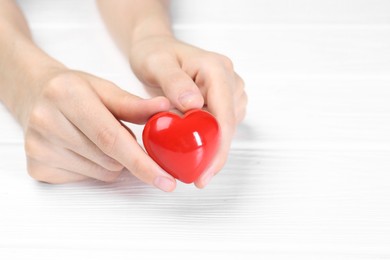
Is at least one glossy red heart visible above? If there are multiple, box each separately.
[142,109,220,184]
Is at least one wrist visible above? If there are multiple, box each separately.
[97,0,174,57]
[0,34,65,127]
[130,18,173,46]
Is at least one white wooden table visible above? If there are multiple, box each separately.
[1,1,390,259]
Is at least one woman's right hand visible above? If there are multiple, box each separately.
[23,69,177,192]
[0,0,176,191]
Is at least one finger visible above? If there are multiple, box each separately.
[194,67,237,189]
[120,121,137,140]
[55,149,123,182]
[118,137,178,192]
[25,130,123,182]
[57,78,176,191]
[87,75,170,124]
[28,104,123,172]
[145,56,204,112]
[59,124,124,172]
[27,160,88,184]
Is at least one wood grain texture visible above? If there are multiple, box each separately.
[1,0,390,259]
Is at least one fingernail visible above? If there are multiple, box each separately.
[178,92,203,109]
[154,176,175,192]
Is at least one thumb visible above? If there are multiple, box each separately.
[87,76,171,124]
[152,57,204,112]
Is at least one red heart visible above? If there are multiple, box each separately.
[142,109,220,184]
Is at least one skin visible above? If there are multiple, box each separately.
[0,0,247,192]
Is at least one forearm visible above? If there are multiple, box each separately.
[0,0,63,126]
[96,0,173,55]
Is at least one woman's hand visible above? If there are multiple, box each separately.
[23,69,177,191]
[0,0,177,192]
[129,36,248,188]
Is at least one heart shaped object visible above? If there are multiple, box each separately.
[142,109,220,184]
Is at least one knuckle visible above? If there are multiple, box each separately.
[129,157,146,177]
[207,53,234,71]
[96,126,119,155]
[26,105,49,132]
[42,81,64,101]
[218,54,234,71]
[42,73,83,102]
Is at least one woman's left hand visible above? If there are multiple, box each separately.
[129,35,248,188]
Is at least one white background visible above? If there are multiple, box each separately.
[1,0,390,259]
